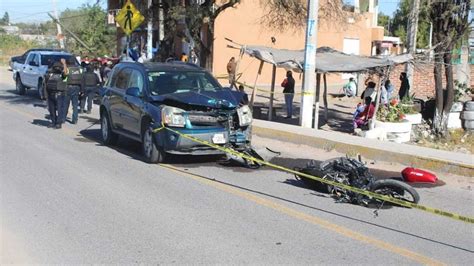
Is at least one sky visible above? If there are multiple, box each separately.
[378,0,401,17]
[0,0,107,23]
[0,0,401,24]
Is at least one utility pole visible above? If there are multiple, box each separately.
[300,0,319,128]
[47,13,93,51]
[147,0,153,59]
[158,0,164,44]
[405,0,420,87]
[52,0,64,49]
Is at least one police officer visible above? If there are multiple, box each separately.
[64,61,84,124]
[81,65,101,114]
[45,59,68,129]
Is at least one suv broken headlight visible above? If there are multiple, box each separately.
[162,106,186,127]
[237,105,252,127]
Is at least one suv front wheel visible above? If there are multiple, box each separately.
[142,124,166,163]
[16,76,26,95]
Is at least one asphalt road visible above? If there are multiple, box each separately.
[1,67,473,264]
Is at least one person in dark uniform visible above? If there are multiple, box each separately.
[64,63,84,124]
[81,65,101,114]
[45,59,68,129]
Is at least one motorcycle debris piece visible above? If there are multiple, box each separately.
[402,167,438,183]
[265,147,281,156]
[221,147,265,169]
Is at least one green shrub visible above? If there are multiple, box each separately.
[0,34,39,65]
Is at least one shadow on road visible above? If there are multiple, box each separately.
[77,127,225,165]
[77,128,145,163]
[0,89,44,107]
[31,119,52,128]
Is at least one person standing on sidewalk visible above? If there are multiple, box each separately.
[64,63,84,124]
[81,65,101,114]
[45,59,68,129]
[226,57,237,89]
[398,72,410,100]
[281,70,295,118]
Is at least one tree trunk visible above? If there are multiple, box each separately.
[200,20,214,71]
[432,44,446,135]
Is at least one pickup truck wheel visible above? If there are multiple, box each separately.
[37,79,46,100]
[16,76,26,95]
[101,112,118,145]
[142,125,166,163]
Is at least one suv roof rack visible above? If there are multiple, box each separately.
[165,60,201,69]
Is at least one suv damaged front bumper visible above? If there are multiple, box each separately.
[153,104,253,155]
[154,126,251,155]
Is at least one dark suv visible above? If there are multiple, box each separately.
[100,62,252,163]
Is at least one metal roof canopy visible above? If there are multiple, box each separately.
[238,45,412,129]
[243,46,413,73]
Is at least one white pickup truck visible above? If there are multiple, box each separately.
[13,50,79,99]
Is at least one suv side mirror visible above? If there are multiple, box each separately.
[125,87,141,97]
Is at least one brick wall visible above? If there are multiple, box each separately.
[388,63,472,100]
[471,65,474,89]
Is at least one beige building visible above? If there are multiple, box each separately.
[212,0,384,89]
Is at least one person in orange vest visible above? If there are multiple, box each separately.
[180,52,189,62]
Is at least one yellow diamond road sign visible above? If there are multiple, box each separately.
[115,0,145,35]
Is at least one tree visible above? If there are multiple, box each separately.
[378,12,390,35]
[391,0,431,49]
[158,1,240,70]
[429,0,470,136]
[0,12,9,25]
[258,0,350,32]
[58,4,116,57]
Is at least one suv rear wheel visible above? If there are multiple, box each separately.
[16,76,26,95]
[101,111,118,145]
[142,124,166,163]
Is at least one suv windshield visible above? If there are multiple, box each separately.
[41,55,78,67]
[148,71,222,96]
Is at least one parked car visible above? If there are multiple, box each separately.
[13,50,79,99]
[100,61,252,163]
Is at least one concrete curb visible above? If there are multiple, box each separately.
[252,120,474,177]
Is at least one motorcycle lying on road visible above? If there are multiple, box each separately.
[294,157,420,207]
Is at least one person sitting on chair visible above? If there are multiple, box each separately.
[353,96,375,131]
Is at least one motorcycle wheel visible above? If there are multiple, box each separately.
[371,179,420,205]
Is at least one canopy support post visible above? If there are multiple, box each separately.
[250,60,264,109]
[313,73,321,128]
[323,73,328,123]
[268,65,277,121]
[370,66,391,130]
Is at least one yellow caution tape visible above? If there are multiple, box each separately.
[215,73,243,80]
[152,126,166,133]
[216,73,313,96]
[159,125,474,224]
[235,81,315,96]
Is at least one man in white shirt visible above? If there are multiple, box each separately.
[343,77,357,97]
